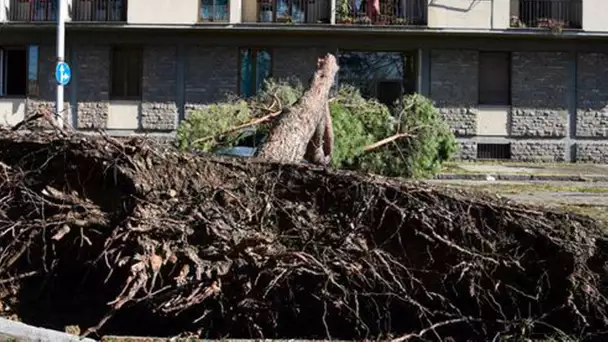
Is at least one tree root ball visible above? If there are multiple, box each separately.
[0,131,606,341]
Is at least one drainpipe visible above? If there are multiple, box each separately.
[490,0,494,29]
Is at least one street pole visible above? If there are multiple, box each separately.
[56,0,66,128]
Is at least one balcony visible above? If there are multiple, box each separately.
[510,0,582,30]
[200,0,229,22]
[250,0,331,24]
[336,0,427,26]
[9,0,57,22]
[72,0,127,22]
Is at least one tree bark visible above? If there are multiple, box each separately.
[257,54,339,164]
[304,101,333,165]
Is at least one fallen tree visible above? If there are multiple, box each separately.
[0,131,606,341]
[257,54,338,165]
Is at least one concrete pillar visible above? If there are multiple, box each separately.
[230,0,242,24]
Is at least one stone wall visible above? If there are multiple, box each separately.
[75,45,110,129]
[451,140,477,160]
[430,50,478,136]
[576,143,608,163]
[510,52,568,137]
[142,45,178,131]
[184,46,237,117]
[577,52,608,137]
[510,141,566,162]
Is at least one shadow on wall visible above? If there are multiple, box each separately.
[428,0,482,13]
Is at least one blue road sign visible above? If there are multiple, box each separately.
[55,61,71,86]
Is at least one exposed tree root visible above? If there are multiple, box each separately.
[0,131,605,341]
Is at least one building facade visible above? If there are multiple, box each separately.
[0,0,607,162]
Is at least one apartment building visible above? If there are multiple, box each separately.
[0,0,607,162]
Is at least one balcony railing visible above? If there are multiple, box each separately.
[72,0,127,22]
[9,0,57,22]
[510,0,582,29]
[257,0,331,24]
[336,0,427,26]
[200,0,229,22]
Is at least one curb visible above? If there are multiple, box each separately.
[435,173,608,182]
[0,318,97,342]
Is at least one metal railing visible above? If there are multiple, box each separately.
[9,0,57,22]
[336,0,427,25]
[258,0,331,24]
[72,0,127,22]
[510,0,582,29]
[200,0,229,22]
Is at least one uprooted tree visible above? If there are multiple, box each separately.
[177,55,458,179]
[0,53,607,342]
[257,55,337,165]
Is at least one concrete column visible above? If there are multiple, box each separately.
[229,0,242,23]
[330,0,335,25]
[583,0,608,32]
[0,0,6,22]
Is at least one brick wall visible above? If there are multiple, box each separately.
[577,53,608,138]
[430,50,478,136]
[74,45,110,129]
[142,45,178,131]
[510,52,568,138]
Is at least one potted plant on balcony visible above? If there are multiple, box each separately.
[537,18,564,34]
[354,15,372,25]
[336,0,353,24]
[510,16,525,28]
[393,17,407,26]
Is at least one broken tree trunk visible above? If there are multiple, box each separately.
[257,54,339,164]
[304,101,334,165]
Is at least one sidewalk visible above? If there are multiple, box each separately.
[437,162,608,182]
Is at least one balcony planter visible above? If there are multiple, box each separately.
[392,17,407,26]
[354,15,371,25]
[537,18,565,33]
[337,16,353,24]
[510,16,526,28]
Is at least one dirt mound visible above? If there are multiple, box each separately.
[0,131,606,341]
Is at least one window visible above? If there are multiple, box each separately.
[338,51,418,106]
[239,48,272,98]
[27,45,39,97]
[110,47,142,100]
[200,0,229,21]
[478,51,511,105]
[0,47,28,96]
[258,0,306,23]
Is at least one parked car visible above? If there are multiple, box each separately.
[213,128,264,158]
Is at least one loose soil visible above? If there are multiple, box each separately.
[0,131,606,341]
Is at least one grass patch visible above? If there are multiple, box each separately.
[442,161,608,177]
[439,182,608,195]
[557,203,608,224]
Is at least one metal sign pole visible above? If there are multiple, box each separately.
[56,0,66,128]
